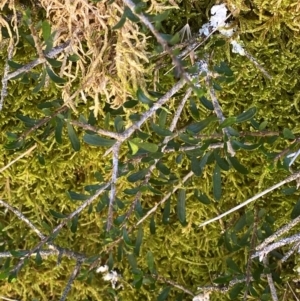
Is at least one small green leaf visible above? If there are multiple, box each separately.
[199,96,214,110]
[49,210,66,219]
[83,134,116,147]
[114,116,124,133]
[71,215,79,233]
[234,214,246,232]
[283,128,295,140]
[152,10,170,22]
[228,156,248,174]
[45,57,62,68]
[187,116,217,133]
[46,66,66,83]
[10,250,28,258]
[8,60,24,69]
[42,20,51,41]
[146,251,155,273]
[226,258,241,273]
[123,228,132,246]
[259,120,268,131]
[281,187,297,196]
[194,190,211,205]
[67,191,89,201]
[68,54,80,62]
[220,116,237,128]
[214,150,230,171]
[67,123,80,151]
[177,189,186,225]
[236,107,257,123]
[150,216,156,234]
[151,123,172,136]
[55,117,64,144]
[162,199,171,224]
[213,164,222,201]
[127,253,137,270]
[214,62,233,76]
[134,226,143,256]
[159,109,168,128]
[137,88,153,105]
[127,169,148,182]
[136,142,158,153]
[229,283,244,300]
[112,15,127,30]
[291,199,300,219]
[156,162,170,175]
[124,6,139,22]
[157,287,171,301]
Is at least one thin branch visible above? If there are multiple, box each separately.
[199,171,300,227]
[256,214,300,251]
[10,182,110,274]
[136,171,194,226]
[0,296,20,301]
[0,144,37,173]
[59,260,83,301]
[154,274,194,296]
[6,41,71,81]
[263,257,278,301]
[70,121,122,140]
[107,142,121,232]
[0,38,14,111]
[244,51,272,80]
[104,78,187,156]
[252,233,300,260]
[287,281,300,301]
[122,0,193,85]
[281,241,300,263]
[206,76,235,156]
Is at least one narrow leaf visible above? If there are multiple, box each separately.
[112,15,127,30]
[228,156,248,174]
[213,164,222,201]
[67,191,89,201]
[35,251,43,265]
[283,128,295,140]
[42,20,51,41]
[291,199,300,219]
[177,189,186,225]
[127,169,148,182]
[71,215,79,233]
[162,199,171,224]
[146,251,155,273]
[134,226,143,256]
[187,116,217,133]
[137,88,153,105]
[150,216,156,234]
[49,210,66,219]
[236,107,257,123]
[220,116,237,128]
[46,66,66,83]
[151,123,172,136]
[136,142,158,153]
[83,134,116,147]
[157,287,171,301]
[67,123,80,151]
[55,117,64,144]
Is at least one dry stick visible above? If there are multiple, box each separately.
[287,281,300,301]
[121,89,192,227]
[6,41,71,81]
[59,260,83,301]
[205,76,235,157]
[0,200,86,261]
[154,274,194,296]
[243,208,258,301]
[252,232,300,260]
[107,142,121,232]
[18,106,67,141]
[0,38,14,111]
[0,144,37,173]
[10,182,110,274]
[122,0,192,86]
[104,78,186,156]
[70,120,122,140]
[244,51,272,80]
[263,257,279,301]
[281,241,300,263]
[0,296,20,301]
[137,171,194,226]
[256,214,300,251]
[199,171,300,227]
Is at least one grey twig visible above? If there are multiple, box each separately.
[106,142,121,232]
[10,182,110,274]
[6,41,70,81]
[199,171,300,227]
[59,260,83,301]
[281,241,300,263]
[263,257,278,301]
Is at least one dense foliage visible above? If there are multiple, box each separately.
[1,0,300,300]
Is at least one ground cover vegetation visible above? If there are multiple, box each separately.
[1,0,300,300]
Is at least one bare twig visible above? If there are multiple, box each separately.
[281,241,300,262]
[70,121,122,140]
[6,41,70,81]
[0,38,14,111]
[0,144,37,173]
[256,214,300,251]
[263,257,278,301]
[252,233,300,260]
[244,51,272,80]
[199,171,300,227]
[10,182,110,274]
[0,296,20,301]
[59,260,83,301]
[107,142,121,232]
